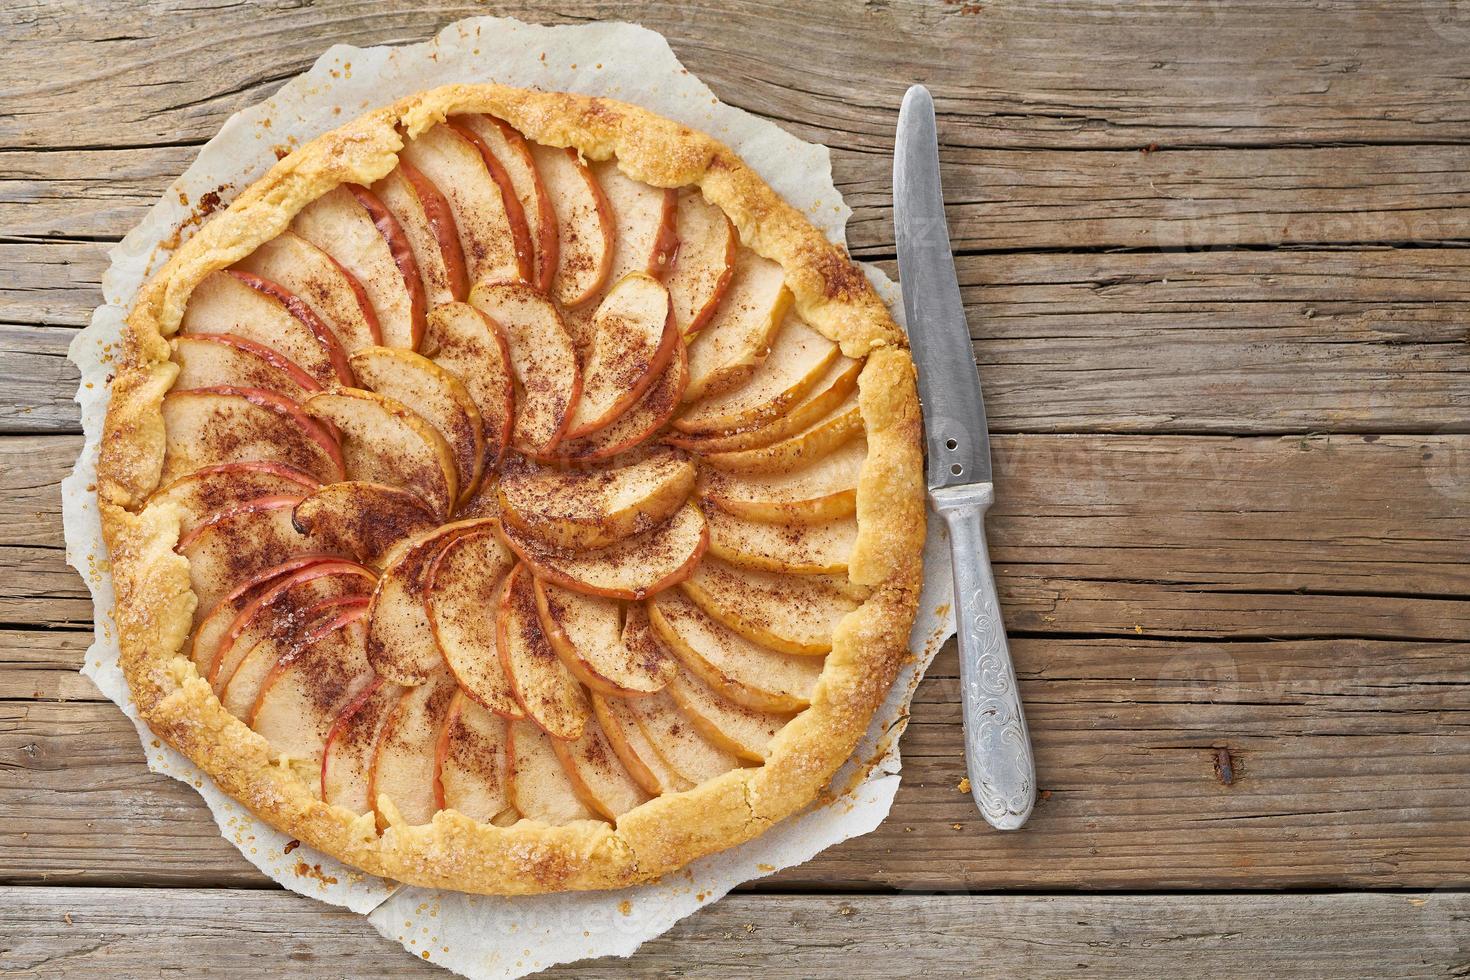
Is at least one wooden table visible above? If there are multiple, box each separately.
[3,1,1468,975]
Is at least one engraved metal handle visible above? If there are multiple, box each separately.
[930,482,1036,830]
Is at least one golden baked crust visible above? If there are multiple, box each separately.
[99,83,925,894]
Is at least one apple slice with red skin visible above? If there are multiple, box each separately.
[498,448,696,550]
[668,353,860,454]
[170,334,321,403]
[207,558,376,692]
[535,581,675,696]
[293,184,425,350]
[563,272,679,439]
[149,461,320,541]
[699,396,862,474]
[367,670,459,826]
[434,690,515,823]
[248,604,374,771]
[468,280,582,457]
[666,188,737,338]
[365,518,497,686]
[455,115,557,292]
[549,337,688,464]
[666,664,793,763]
[549,710,649,820]
[528,143,613,307]
[421,303,515,471]
[424,528,522,719]
[506,719,597,824]
[235,230,382,351]
[497,564,589,740]
[175,494,320,616]
[699,436,864,525]
[647,589,822,713]
[321,678,401,812]
[372,160,468,307]
[501,501,708,601]
[161,386,344,486]
[590,692,691,796]
[683,250,791,402]
[180,269,352,387]
[401,123,530,286]
[624,690,739,786]
[187,555,328,677]
[303,388,458,519]
[222,595,368,721]
[349,346,486,506]
[291,482,437,568]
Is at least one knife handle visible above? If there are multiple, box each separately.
[930,482,1036,830]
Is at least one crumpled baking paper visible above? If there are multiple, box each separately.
[62,15,957,977]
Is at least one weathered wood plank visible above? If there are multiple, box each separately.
[4,887,1467,978]
[8,0,1470,153]
[4,632,1466,889]
[12,142,1470,256]
[7,248,1468,435]
[7,434,1467,638]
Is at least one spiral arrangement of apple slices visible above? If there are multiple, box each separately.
[151,114,868,828]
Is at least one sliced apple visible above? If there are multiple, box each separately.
[683,250,790,402]
[180,269,352,387]
[625,690,739,786]
[705,506,858,576]
[666,664,793,763]
[468,280,582,455]
[535,580,675,696]
[668,354,862,455]
[421,302,514,469]
[371,161,468,307]
[666,188,737,338]
[322,678,401,812]
[552,338,688,464]
[367,670,458,826]
[549,711,649,820]
[208,558,376,692]
[506,718,597,824]
[564,273,678,438]
[235,230,382,352]
[679,559,857,656]
[349,346,485,504]
[221,596,368,721]
[175,494,316,615]
[400,123,529,286]
[302,388,457,518]
[497,565,589,740]
[528,142,613,307]
[293,184,425,350]
[699,395,862,474]
[291,482,437,568]
[699,437,865,525]
[150,461,320,541]
[160,387,344,486]
[501,502,707,600]
[455,115,557,293]
[590,693,691,796]
[365,518,496,686]
[424,528,521,719]
[435,690,515,824]
[499,449,695,550]
[672,313,839,435]
[188,555,327,677]
[249,604,374,771]
[648,589,823,712]
[170,334,320,403]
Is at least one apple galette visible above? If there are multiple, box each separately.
[98,84,924,893]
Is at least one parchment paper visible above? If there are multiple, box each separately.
[62,16,957,977]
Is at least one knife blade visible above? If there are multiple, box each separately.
[895,84,1036,830]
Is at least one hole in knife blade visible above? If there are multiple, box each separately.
[951,463,963,475]
[945,438,958,451]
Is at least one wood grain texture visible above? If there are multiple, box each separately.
[4,888,1468,978]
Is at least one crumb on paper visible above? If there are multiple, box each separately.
[618,900,632,916]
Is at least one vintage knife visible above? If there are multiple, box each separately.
[894,84,1036,830]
